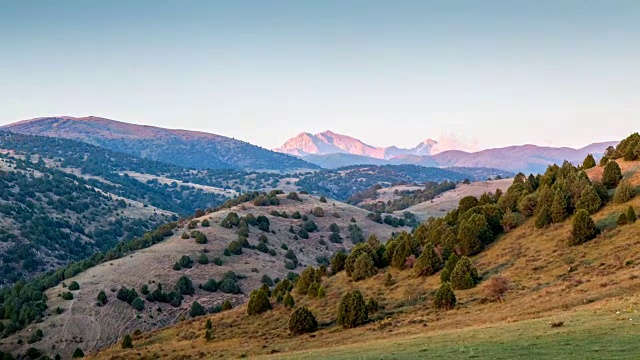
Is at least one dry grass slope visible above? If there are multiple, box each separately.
[1,194,403,358]
[90,163,640,359]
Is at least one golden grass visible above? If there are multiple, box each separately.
[90,189,640,359]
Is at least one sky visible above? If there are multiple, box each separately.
[1,0,639,150]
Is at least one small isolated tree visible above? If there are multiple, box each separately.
[228,240,243,255]
[414,242,443,277]
[283,292,295,309]
[337,290,368,328]
[602,161,623,189]
[131,297,145,311]
[582,154,596,169]
[351,253,377,281]
[176,275,195,296]
[617,213,628,226]
[317,285,326,298]
[312,206,325,217]
[570,209,598,246]
[627,206,637,223]
[97,290,107,305]
[614,179,635,203]
[121,334,133,349]
[450,256,478,290]
[484,276,510,302]
[247,289,271,316]
[72,347,85,358]
[289,307,318,335]
[190,301,206,318]
[222,300,233,311]
[197,253,209,264]
[68,281,80,291]
[433,282,456,310]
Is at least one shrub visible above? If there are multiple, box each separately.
[627,206,637,223]
[582,154,596,169]
[176,276,195,296]
[351,253,377,281]
[433,282,456,309]
[307,281,320,298]
[228,240,243,255]
[534,205,552,229]
[287,192,301,201]
[247,289,271,315]
[296,267,320,295]
[198,253,209,264]
[201,219,210,227]
[212,257,223,266]
[97,290,108,305]
[319,196,327,203]
[222,300,233,311]
[181,232,190,239]
[618,213,628,226]
[121,334,133,349]
[337,290,368,328]
[312,207,325,217]
[179,255,193,268]
[484,276,510,302]
[297,228,309,239]
[219,276,241,294]
[450,256,478,290]
[284,292,295,308]
[72,348,85,358]
[261,274,274,286]
[289,307,318,334]
[190,301,206,317]
[302,220,318,232]
[131,297,145,311]
[256,242,269,253]
[68,281,80,291]
[330,251,347,273]
[203,279,218,292]
[576,186,602,214]
[25,347,43,359]
[61,291,73,300]
[317,285,326,298]
[366,298,379,314]
[292,211,302,219]
[195,233,208,244]
[602,161,622,189]
[570,209,599,246]
[172,262,181,271]
[614,179,636,203]
[414,242,443,276]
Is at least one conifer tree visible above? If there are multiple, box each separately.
[582,154,596,169]
[289,307,318,335]
[450,256,479,290]
[247,289,271,316]
[121,334,133,349]
[352,253,377,281]
[602,161,623,189]
[337,290,368,328]
[414,242,443,276]
[283,292,295,309]
[433,282,456,310]
[550,189,567,223]
[576,185,602,214]
[535,205,552,229]
[613,179,635,203]
[457,214,490,256]
[627,206,637,223]
[570,210,598,246]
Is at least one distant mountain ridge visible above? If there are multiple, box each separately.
[4,116,318,171]
[275,130,617,173]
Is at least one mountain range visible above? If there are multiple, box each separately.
[3,116,318,171]
[275,131,618,173]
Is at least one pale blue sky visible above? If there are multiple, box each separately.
[1,1,639,150]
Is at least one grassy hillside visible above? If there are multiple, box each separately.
[0,194,404,358]
[86,156,640,360]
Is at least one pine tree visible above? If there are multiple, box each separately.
[433,282,456,310]
[72,348,85,358]
[602,161,623,189]
[576,185,602,214]
[190,301,206,317]
[627,206,637,223]
[337,290,368,328]
[617,213,628,226]
[570,210,599,246]
[121,334,133,349]
[450,256,478,290]
[351,253,377,281]
[289,307,318,335]
[550,189,567,223]
[97,290,108,305]
[613,179,635,203]
[247,289,271,315]
[414,242,443,276]
[535,205,552,229]
[582,154,596,169]
[283,292,295,309]
[457,214,489,256]
[317,285,326,298]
